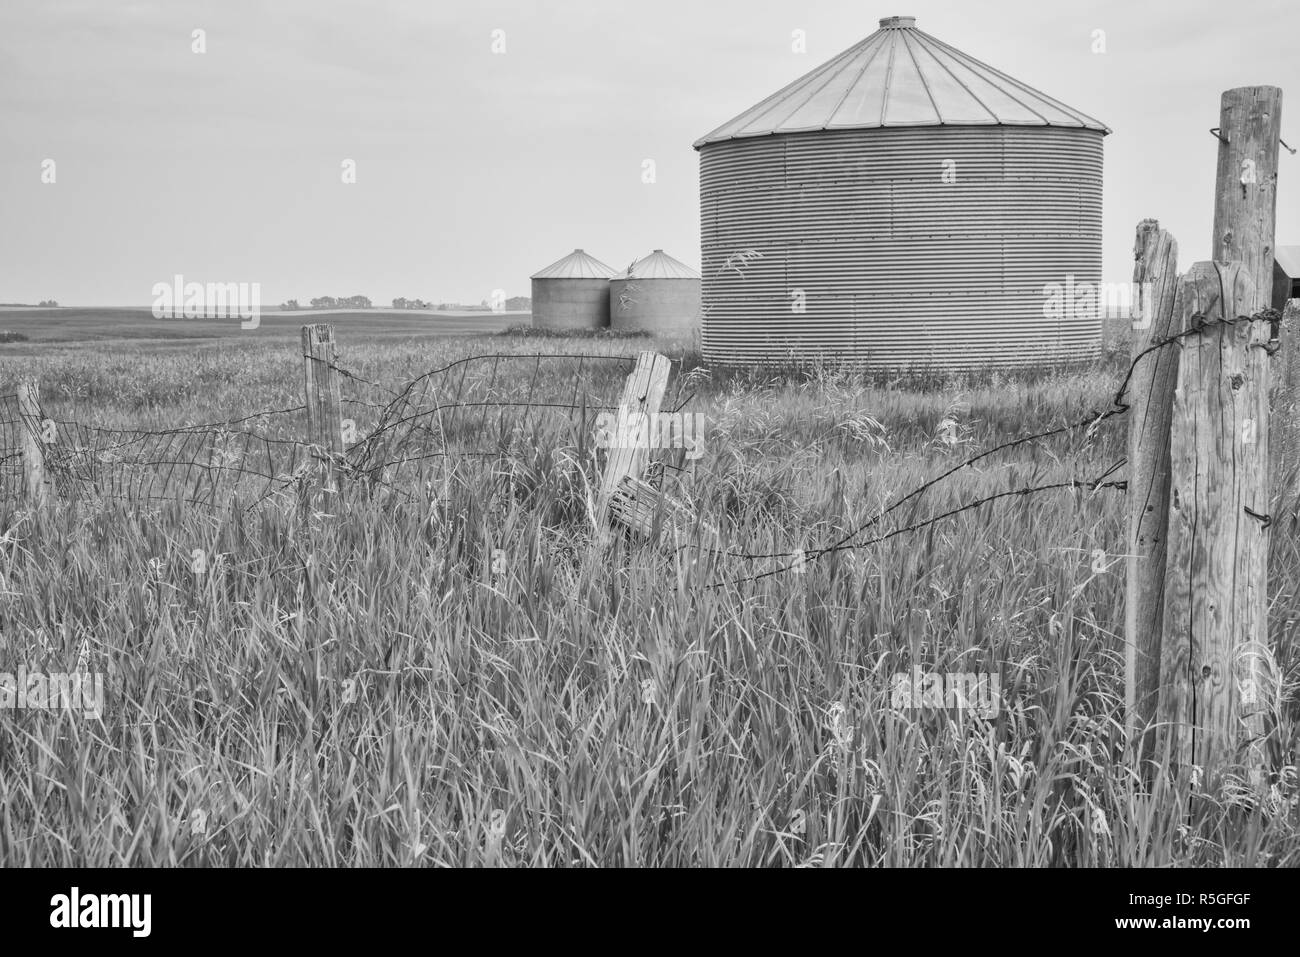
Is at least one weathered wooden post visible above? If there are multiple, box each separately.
[301,324,345,513]
[1159,262,1272,783]
[1198,85,1281,784]
[1212,86,1286,524]
[1124,220,1180,743]
[15,377,50,506]
[1211,87,1282,299]
[596,351,670,531]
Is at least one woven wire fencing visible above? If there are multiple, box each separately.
[2,311,1288,574]
[341,352,698,514]
[0,351,694,514]
[0,391,312,508]
[0,395,28,497]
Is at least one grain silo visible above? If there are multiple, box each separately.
[695,16,1109,369]
[531,249,616,331]
[609,250,702,336]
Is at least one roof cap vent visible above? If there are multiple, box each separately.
[879,16,916,28]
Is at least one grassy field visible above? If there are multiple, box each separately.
[0,307,523,347]
[0,320,1296,867]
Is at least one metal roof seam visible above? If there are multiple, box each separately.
[899,29,944,125]
[771,36,882,136]
[915,30,1054,127]
[824,33,891,130]
[920,29,1108,131]
[878,28,899,127]
[911,30,1001,125]
[695,37,870,147]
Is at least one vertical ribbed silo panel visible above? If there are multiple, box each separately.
[699,126,1104,369]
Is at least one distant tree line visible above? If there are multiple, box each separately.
[434,297,531,311]
[310,295,372,309]
[273,295,531,312]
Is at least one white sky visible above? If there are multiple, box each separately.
[0,0,1296,306]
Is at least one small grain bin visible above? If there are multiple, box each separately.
[609,250,702,336]
[694,15,1109,369]
[531,249,616,331]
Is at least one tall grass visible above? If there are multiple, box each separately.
[0,333,1296,866]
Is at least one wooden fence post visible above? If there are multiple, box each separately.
[16,377,49,506]
[596,351,671,531]
[1124,220,1180,744]
[1159,262,1271,783]
[1192,84,1282,786]
[1211,88,1287,516]
[1211,87,1282,302]
[301,324,344,513]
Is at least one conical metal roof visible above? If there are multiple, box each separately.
[694,15,1108,148]
[613,249,702,281]
[531,249,618,280]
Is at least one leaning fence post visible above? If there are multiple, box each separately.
[301,324,344,513]
[1124,220,1180,746]
[1159,262,1271,784]
[16,377,49,506]
[596,351,671,531]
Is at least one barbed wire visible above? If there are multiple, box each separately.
[0,309,1276,557]
[0,352,645,512]
[693,309,1276,589]
[345,353,636,491]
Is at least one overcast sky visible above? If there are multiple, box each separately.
[1,0,1295,306]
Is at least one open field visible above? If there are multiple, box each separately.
[0,328,1296,867]
[0,307,524,348]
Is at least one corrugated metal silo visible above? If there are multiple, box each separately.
[609,250,702,336]
[531,249,616,331]
[695,16,1109,369]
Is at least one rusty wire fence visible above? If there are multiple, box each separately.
[0,350,695,514]
[0,311,1291,587]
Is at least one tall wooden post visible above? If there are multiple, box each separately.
[596,351,670,530]
[301,324,344,514]
[1159,263,1271,783]
[1200,85,1282,784]
[16,377,50,506]
[1211,87,1282,303]
[1124,220,1180,744]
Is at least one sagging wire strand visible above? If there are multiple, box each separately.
[690,309,1281,589]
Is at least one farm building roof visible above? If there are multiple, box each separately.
[1275,247,1300,278]
[694,15,1110,148]
[531,249,618,280]
[612,250,702,281]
